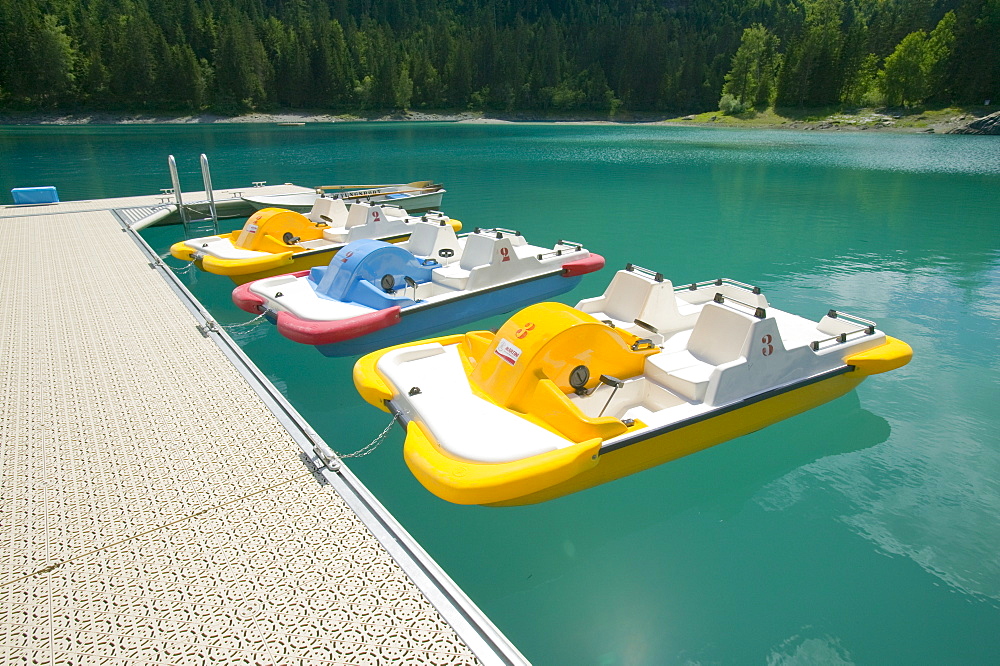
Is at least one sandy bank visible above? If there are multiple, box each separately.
[0,108,992,133]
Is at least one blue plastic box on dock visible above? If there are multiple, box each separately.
[11,186,59,204]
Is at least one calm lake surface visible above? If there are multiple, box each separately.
[3,122,998,664]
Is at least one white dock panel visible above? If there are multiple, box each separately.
[0,207,507,664]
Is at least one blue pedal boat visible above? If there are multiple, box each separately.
[233,220,604,356]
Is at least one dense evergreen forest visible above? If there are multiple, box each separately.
[0,0,996,116]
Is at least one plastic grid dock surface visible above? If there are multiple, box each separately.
[0,184,311,218]
[0,206,481,665]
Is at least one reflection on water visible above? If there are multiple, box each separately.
[760,260,1000,607]
[9,123,999,664]
[766,635,854,666]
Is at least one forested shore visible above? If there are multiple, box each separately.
[0,0,996,118]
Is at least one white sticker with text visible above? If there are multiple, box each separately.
[494,338,522,366]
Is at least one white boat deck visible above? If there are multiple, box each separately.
[0,189,525,665]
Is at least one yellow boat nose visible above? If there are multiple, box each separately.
[846,336,913,375]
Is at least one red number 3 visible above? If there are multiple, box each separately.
[761,334,774,356]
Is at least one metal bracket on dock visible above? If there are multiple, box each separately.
[196,320,220,337]
[312,441,343,472]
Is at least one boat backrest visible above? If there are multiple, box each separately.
[406,221,461,263]
[637,281,700,334]
[310,197,349,226]
[589,270,652,322]
[459,232,514,270]
[345,202,375,228]
[576,269,696,335]
[687,302,756,365]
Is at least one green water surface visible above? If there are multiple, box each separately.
[3,123,998,665]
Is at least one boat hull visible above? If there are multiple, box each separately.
[485,367,867,505]
[243,191,444,214]
[314,271,590,357]
[355,330,910,506]
[382,366,866,506]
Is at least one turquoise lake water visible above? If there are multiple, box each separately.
[3,123,998,664]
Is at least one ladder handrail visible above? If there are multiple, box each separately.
[168,154,219,238]
[168,155,187,225]
[200,153,218,229]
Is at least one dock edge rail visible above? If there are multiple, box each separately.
[115,210,529,666]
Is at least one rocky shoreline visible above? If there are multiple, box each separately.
[1,108,996,134]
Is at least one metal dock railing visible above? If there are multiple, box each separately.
[0,189,528,665]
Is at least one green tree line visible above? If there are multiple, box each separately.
[0,0,996,116]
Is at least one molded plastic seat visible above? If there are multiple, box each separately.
[644,302,756,403]
[309,197,349,226]
[459,233,503,269]
[345,202,374,228]
[432,232,514,290]
[406,221,461,265]
[577,269,700,335]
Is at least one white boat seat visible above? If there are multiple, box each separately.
[577,269,700,336]
[643,302,757,403]
[309,197,349,226]
[406,221,461,265]
[645,351,713,402]
[460,232,504,269]
[432,264,471,290]
[431,232,515,290]
[321,228,348,243]
[345,202,373,228]
[576,270,650,325]
[687,302,756,365]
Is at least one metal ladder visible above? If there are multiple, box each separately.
[168,154,219,239]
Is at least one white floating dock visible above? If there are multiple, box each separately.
[0,189,527,665]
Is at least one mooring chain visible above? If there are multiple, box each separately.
[156,252,197,273]
[221,312,268,330]
[336,415,397,459]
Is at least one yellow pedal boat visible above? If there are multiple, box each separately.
[169,199,460,285]
[354,265,913,506]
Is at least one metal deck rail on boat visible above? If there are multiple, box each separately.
[0,190,527,665]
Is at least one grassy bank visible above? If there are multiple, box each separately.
[661,105,994,133]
